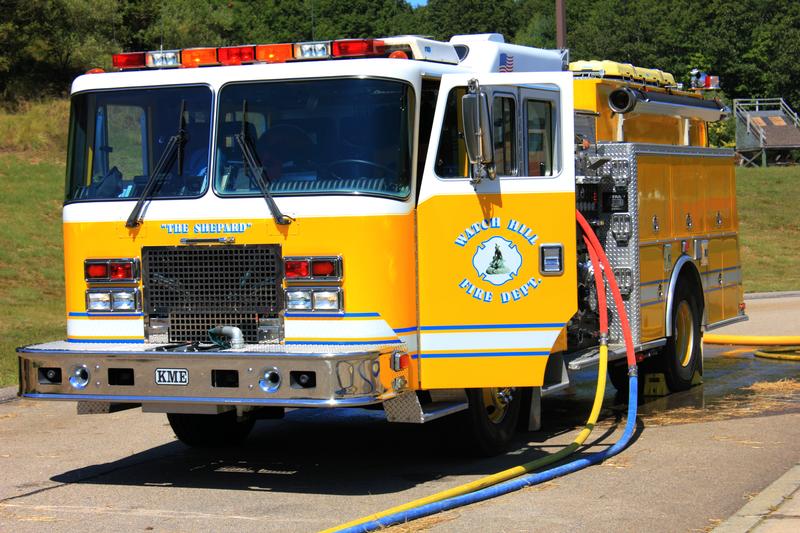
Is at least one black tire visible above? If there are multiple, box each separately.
[464,387,521,456]
[661,283,702,392]
[167,411,255,447]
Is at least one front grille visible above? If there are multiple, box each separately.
[142,245,283,343]
[169,312,260,344]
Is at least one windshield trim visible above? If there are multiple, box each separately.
[63,83,215,206]
[211,75,415,203]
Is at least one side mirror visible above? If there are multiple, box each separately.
[462,91,494,166]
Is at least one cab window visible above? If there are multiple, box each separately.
[434,88,468,178]
[492,95,516,176]
[526,100,553,176]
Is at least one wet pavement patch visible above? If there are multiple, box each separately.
[545,345,800,430]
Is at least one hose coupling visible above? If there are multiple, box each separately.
[598,333,609,346]
[627,364,638,377]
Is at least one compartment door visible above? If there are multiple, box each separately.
[415,72,577,389]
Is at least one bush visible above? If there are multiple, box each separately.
[0,100,70,156]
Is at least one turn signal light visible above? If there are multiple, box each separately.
[284,257,341,280]
[311,260,335,277]
[85,259,139,282]
[86,263,109,279]
[110,262,133,280]
[285,260,310,278]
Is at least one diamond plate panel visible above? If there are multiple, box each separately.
[594,143,641,346]
[383,391,425,423]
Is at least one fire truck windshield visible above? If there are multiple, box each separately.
[215,78,412,200]
[65,85,212,203]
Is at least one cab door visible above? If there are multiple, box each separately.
[416,72,577,389]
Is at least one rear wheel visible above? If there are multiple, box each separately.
[465,387,521,456]
[661,283,702,391]
[167,411,255,447]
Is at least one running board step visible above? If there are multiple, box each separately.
[384,392,468,424]
[567,339,667,370]
[567,344,628,371]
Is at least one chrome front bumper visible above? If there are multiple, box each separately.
[18,342,407,408]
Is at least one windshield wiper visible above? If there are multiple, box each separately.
[233,100,292,225]
[125,101,187,228]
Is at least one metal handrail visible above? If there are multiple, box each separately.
[734,97,800,129]
[734,100,767,147]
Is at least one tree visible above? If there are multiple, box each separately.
[417,0,525,41]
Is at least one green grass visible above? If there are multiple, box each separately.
[0,155,65,388]
[0,100,798,386]
[736,166,800,293]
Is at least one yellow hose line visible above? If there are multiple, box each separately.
[322,345,609,533]
[754,346,800,361]
[703,334,800,346]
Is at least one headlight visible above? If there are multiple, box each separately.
[86,289,139,313]
[313,290,340,311]
[111,291,137,311]
[286,290,312,310]
[86,291,112,312]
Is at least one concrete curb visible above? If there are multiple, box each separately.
[712,463,800,532]
[0,385,18,403]
[745,291,800,300]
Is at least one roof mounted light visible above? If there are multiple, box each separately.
[255,43,293,63]
[218,45,255,65]
[331,39,385,58]
[112,52,146,70]
[293,41,331,60]
[146,50,181,68]
[181,47,218,68]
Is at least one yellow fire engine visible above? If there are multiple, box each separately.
[18,33,743,454]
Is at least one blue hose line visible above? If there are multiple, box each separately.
[340,375,638,533]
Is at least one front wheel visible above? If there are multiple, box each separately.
[465,387,521,456]
[167,411,255,447]
[661,284,702,391]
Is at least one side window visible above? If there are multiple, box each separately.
[417,78,440,195]
[526,100,553,176]
[492,96,516,175]
[434,87,468,178]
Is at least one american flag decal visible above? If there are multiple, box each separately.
[499,53,515,72]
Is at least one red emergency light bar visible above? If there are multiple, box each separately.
[112,51,146,69]
[111,38,402,70]
[331,39,385,58]
[218,45,256,65]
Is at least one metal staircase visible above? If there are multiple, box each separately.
[734,98,800,167]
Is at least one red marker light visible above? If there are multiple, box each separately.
[331,39,385,58]
[112,52,146,69]
[109,262,133,280]
[218,46,255,65]
[399,353,410,369]
[311,260,336,277]
[85,263,108,279]
[285,260,310,278]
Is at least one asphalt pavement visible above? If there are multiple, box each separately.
[0,294,798,532]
